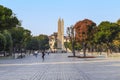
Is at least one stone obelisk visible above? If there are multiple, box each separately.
[57,18,64,52]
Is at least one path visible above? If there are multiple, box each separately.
[0,53,120,80]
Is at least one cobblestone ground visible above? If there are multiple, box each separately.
[0,53,120,80]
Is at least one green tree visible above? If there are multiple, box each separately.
[26,37,39,51]
[3,30,13,56]
[10,27,23,51]
[64,42,68,52]
[0,33,6,51]
[22,29,31,51]
[37,34,50,51]
[112,19,120,52]
[94,21,120,55]
[74,42,82,52]
[0,5,20,31]
[10,27,31,53]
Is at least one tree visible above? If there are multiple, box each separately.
[64,42,68,52]
[113,39,120,52]
[22,29,31,51]
[10,27,23,51]
[74,19,96,57]
[3,30,13,56]
[26,37,39,51]
[10,27,31,53]
[67,25,75,56]
[26,35,49,52]
[74,42,82,52]
[112,19,120,52]
[0,5,20,31]
[37,34,50,51]
[94,21,120,55]
[0,33,6,51]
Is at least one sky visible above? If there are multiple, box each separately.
[0,0,120,36]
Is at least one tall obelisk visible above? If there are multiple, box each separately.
[57,18,64,52]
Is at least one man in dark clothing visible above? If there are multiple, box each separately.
[42,51,45,61]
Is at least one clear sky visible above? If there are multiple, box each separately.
[0,0,120,36]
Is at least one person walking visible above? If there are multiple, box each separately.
[42,51,45,61]
[34,51,38,58]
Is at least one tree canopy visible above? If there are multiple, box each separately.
[37,34,50,51]
[26,34,50,51]
[0,5,20,31]
[74,19,96,42]
[3,30,13,55]
[95,21,120,44]
[74,19,96,57]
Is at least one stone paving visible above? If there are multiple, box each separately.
[0,53,120,80]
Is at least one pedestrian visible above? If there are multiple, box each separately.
[34,51,38,58]
[42,51,45,61]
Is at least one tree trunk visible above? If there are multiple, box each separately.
[72,40,75,56]
[83,43,86,57]
[106,43,112,56]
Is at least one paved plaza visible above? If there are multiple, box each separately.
[0,53,120,80]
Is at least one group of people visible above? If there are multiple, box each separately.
[33,51,49,61]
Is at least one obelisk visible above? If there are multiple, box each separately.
[57,18,64,52]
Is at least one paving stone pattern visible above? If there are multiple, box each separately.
[0,53,120,80]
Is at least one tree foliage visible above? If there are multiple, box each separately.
[95,21,120,44]
[0,5,32,56]
[0,33,6,51]
[37,34,50,51]
[26,34,49,51]
[94,21,120,54]
[74,19,96,57]
[0,5,20,31]
[10,27,31,52]
[26,37,39,50]
[74,19,96,42]
[3,30,13,55]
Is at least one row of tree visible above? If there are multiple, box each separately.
[1,5,120,57]
[0,5,49,57]
[26,35,49,53]
[66,19,120,57]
